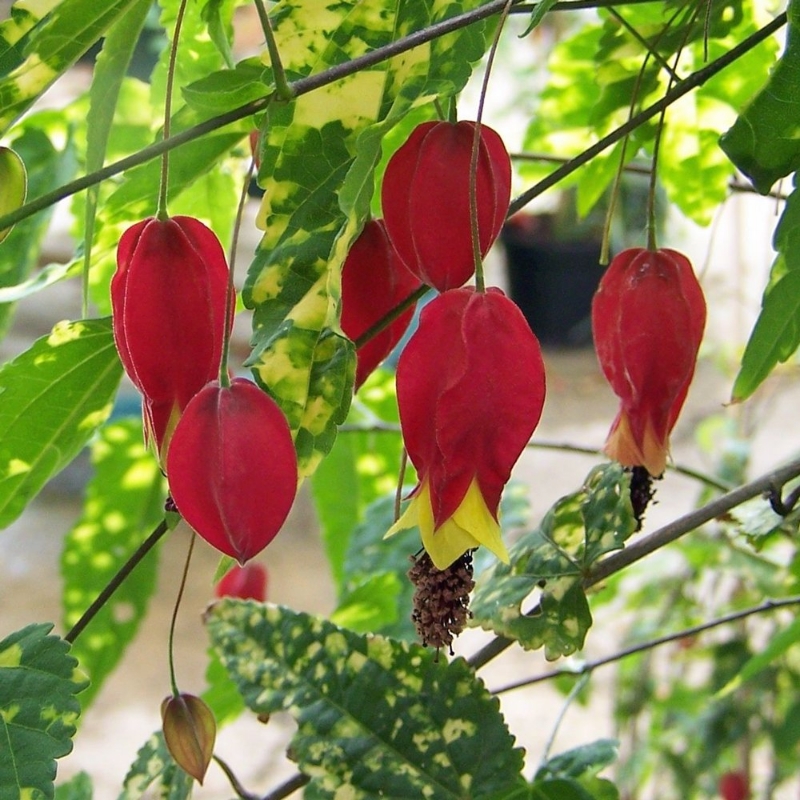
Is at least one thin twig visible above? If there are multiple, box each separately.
[492,595,800,694]
[0,5,784,234]
[213,754,259,800]
[468,455,800,669]
[260,772,310,800]
[64,519,169,643]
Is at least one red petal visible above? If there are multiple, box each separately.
[214,563,268,601]
[166,378,298,563]
[592,248,706,469]
[340,219,422,389]
[397,288,545,527]
[381,121,511,291]
[111,216,233,452]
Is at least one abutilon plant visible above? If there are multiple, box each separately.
[340,218,423,389]
[592,247,706,477]
[111,215,232,460]
[381,120,511,291]
[387,287,546,570]
[166,377,298,564]
[214,563,268,601]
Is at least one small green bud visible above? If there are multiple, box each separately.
[0,146,27,243]
[161,693,216,784]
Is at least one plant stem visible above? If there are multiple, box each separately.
[468,0,514,292]
[0,7,784,234]
[218,157,255,387]
[537,673,590,769]
[64,519,169,643]
[157,0,190,220]
[167,532,196,696]
[254,0,294,101]
[492,595,800,694]
[261,772,311,800]
[508,11,787,216]
[353,285,429,349]
[213,755,259,800]
[467,454,800,670]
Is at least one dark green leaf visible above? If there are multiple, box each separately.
[207,600,526,799]
[530,778,597,800]
[0,318,122,528]
[61,419,166,708]
[720,7,799,193]
[471,464,635,659]
[119,731,193,800]
[201,648,244,727]
[0,624,88,800]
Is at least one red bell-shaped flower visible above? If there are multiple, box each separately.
[381,120,511,291]
[592,247,706,477]
[111,215,232,459]
[166,378,298,563]
[387,288,546,569]
[340,219,423,389]
[214,563,267,601]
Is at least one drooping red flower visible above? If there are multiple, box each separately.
[387,288,546,569]
[340,219,423,389]
[719,772,749,800]
[592,247,706,477]
[214,563,267,601]
[166,378,298,564]
[111,215,232,460]
[381,120,511,291]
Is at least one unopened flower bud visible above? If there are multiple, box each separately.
[161,693,216,784]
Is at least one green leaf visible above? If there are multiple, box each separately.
[330,572,402,633]
[529,779,597,800]
[201,648,245,727]
[119,732,193,800]
[718,616,800,698]
[720,4,800,193]
[60,419,166,709]
[536,740,619,782]
[0,318,123,528]
[55,771,92,800]
[244,0,493,477]
[207,600,526,799]
[0,112,78,336]
[310,368,406,588]
[82,0,153,309]
[0,0,146,134]
[0,624,88,800]
[181,60,267,115]
[733,183,800,400]
[471,464,636,659]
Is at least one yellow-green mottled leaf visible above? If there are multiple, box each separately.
[244,0,492,476]
[118,732,192,800]
[206,600,526,799]
[0,0,145,134]
[0,624,88,800]
[471,464,636,659]
[60,420,165,709]
[0,318,123,528]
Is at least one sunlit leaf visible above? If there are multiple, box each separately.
[55,771,93,800]
[471,464,635,659]
[207,600,527,799]
[0,0,145,134]
[0,624,88,800]
[61,419,165,709]
[0,318,122,528]
[720,8,798,193]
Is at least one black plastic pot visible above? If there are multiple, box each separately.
[502,221,605,349]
